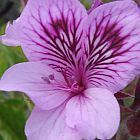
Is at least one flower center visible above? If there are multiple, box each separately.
[71,82,85,94]
[42,68,86,95]
[61,69,86,95]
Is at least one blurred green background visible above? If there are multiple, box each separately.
[0,0,139,140]
[0,0,30,140]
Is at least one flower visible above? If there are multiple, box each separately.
[88,0,102,14]
[0,0,140,139]
[0,19,21,46]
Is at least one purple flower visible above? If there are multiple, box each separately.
[0,0,140,139]
[0,19,20,46]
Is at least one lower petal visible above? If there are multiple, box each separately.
[66,88,120,140]
[25,105,81,140]
[0,62,70,110]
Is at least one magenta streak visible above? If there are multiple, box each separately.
[84,11,139,84]
[25,7,83,70]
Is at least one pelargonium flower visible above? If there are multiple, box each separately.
[0,19,20,46]
[0,0,140,139]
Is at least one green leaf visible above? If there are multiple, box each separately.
[0,98,27,140]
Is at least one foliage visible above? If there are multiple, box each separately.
[0,1,28,138]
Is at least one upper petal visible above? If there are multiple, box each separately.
[25,105,81,140]
[83,0,140,93]
[66,88,120,140]
[0,62,70,110]
[88,0,103,14]
[0,19,21,46]
[18,0,87,72]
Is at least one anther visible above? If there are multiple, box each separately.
[41,77,51,84]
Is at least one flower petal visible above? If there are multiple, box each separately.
[88,0,103,14]
[66,88,120,140]
[0,62,70,110]
[18,0,87,72]
[84,0,140,93]
[25,105,81,140]
[0,19,21,46]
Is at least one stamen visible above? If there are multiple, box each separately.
[41,77,51,84]
[70,82,85,94]
[49,74,55,80]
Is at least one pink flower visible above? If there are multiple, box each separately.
[1,0,140,139]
